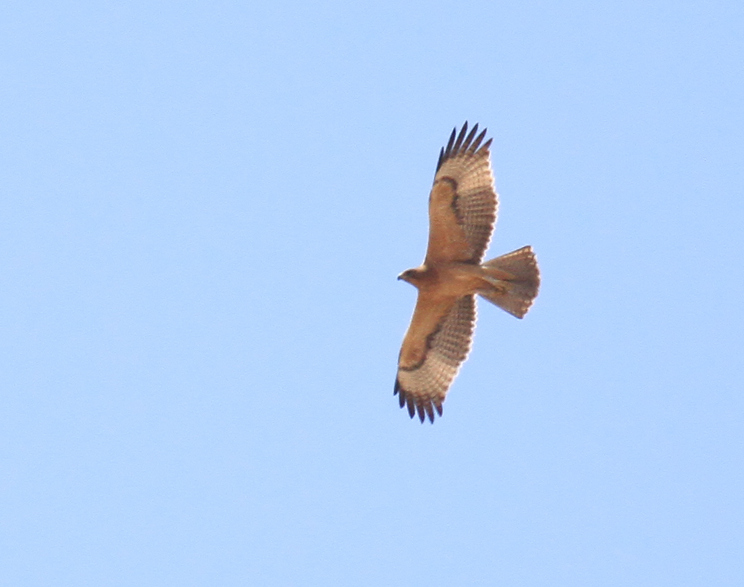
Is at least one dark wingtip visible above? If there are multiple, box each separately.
[395,380,443,423]
[437,122,490,173]
[395,379,407,407]
[452,122,469,154]
[445,126,457,155]
[463,123,479,152]
[470,127,488,153]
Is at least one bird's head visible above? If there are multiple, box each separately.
[397,267,425,286]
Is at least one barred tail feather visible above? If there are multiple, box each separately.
[478,246,540,318]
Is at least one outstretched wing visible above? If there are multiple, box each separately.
[395,295,477,423]
[425,122,498,265]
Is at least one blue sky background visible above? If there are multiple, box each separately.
[2,1,743,585]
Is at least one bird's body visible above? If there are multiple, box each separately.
[395,123,540,423]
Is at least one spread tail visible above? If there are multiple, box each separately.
[478,246,540,318]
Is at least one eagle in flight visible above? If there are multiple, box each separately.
[395,122,540,423]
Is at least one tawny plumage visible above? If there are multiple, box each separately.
[395,122,540,423]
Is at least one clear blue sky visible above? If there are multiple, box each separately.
[2,1,743,585]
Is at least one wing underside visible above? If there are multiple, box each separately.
[425,122,498,265]
[395,295,477,423]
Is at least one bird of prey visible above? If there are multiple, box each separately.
[395,122,540,423]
